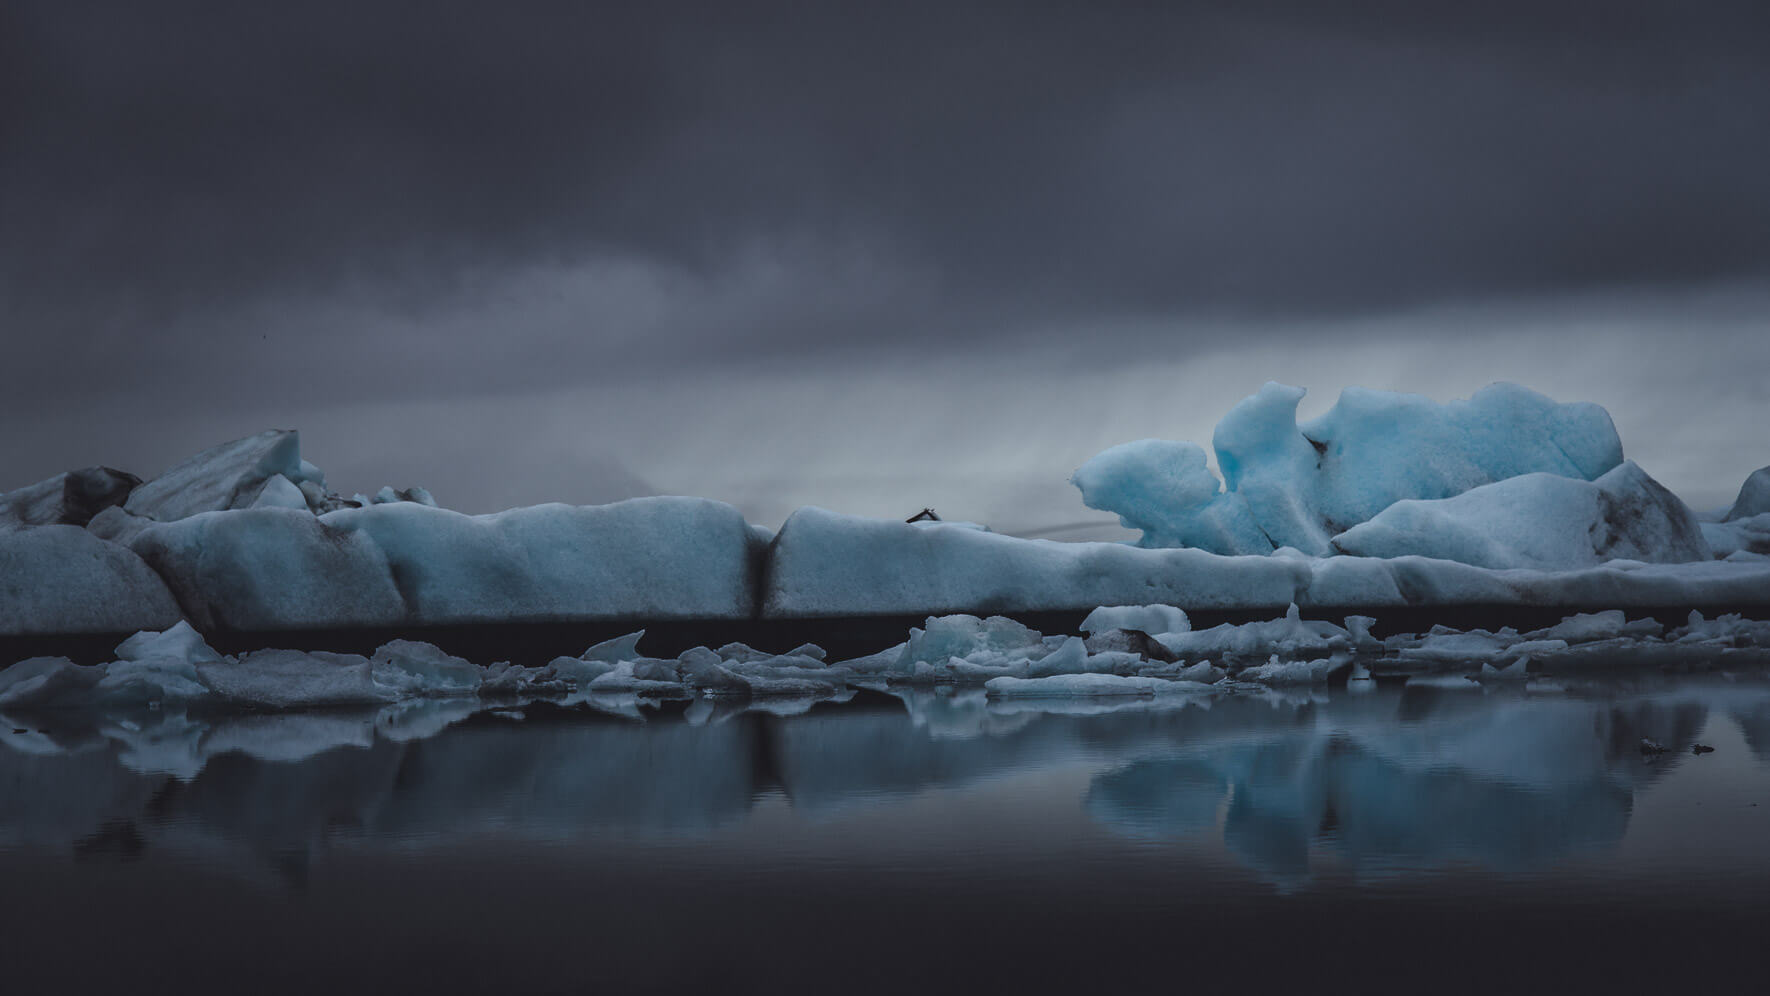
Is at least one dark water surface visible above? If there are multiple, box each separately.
[6,677,1770,993]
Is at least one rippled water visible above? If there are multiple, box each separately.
[6,676,1770,993]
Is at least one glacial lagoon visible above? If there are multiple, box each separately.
[6,675,1770,993]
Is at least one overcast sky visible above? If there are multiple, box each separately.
[4,1,1767,532]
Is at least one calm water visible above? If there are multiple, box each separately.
[6,677,1770,993]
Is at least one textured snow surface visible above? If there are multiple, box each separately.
[1334,461,1711,569]
[1076,382,1623,556]
[128,497,762,629]
[0,526,183,634]
[0,466,140,529]
[124,430,312,522]
[764,506,1308,616]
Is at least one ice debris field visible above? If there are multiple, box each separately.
[3,380,1769,701]
[6,605,1770,721]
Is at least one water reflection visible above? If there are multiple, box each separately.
[4,678,1768,888]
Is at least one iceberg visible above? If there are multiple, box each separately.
[1332,461,1710,569]
[1070,439,1271,554]
[0,525,183,634]
[1725,466,1770,522]
[130,508,407,630]
[0,466,140,528]
[0,656,103,709]
[764,506,1307,616]
[1075,381,1623,554]
[129,498,762,629]
[124,430,318,522]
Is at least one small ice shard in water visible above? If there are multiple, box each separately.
[1476,657,1530,682]
[1080,604,1191,637]
[582,630,647,664]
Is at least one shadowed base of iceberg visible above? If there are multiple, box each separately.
[9,601,1770,668]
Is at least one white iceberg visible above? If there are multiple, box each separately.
[1075,381,1622,554]
[1332,461,1710,569]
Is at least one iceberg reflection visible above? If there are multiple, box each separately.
[3,679,1765,887]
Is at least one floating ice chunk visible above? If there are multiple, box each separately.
[115,620,224,665]
[836,643,907,675]
[539,657,615,687]
[1156,604,1348,660]
[0,656,103,709]
[897,614,1044,673]
[94,658,210,706]
[370,640,481,696]
[785,643,827,662]
[1082,628,1180,661]
[1397,630,1568,666]
[1080,604,1191,637]
[1333,462,1710,570]
[629,658,681,682]
[985,673,1212,697]
[125,429,308,522]
[0,466,139,528]
[1026,636,1087,677]
[583,630,646,663]
[677,647,752,695]
[1176,660,1225,683]
[1672,611,1770,647]
[480,660,568,697]
[585,661,686,695]
[198,650,395,709]
[0,526,184,635]
[1525,610,1662,644]
[906,652,1027,684]
[714,642,770,663]
[1344,615,1380,650]
[1235,653,1346,685]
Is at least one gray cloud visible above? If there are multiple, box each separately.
[3,2,1767,523]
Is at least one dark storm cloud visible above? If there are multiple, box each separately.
[3,1,1769,516]
[7,0,1770,335]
